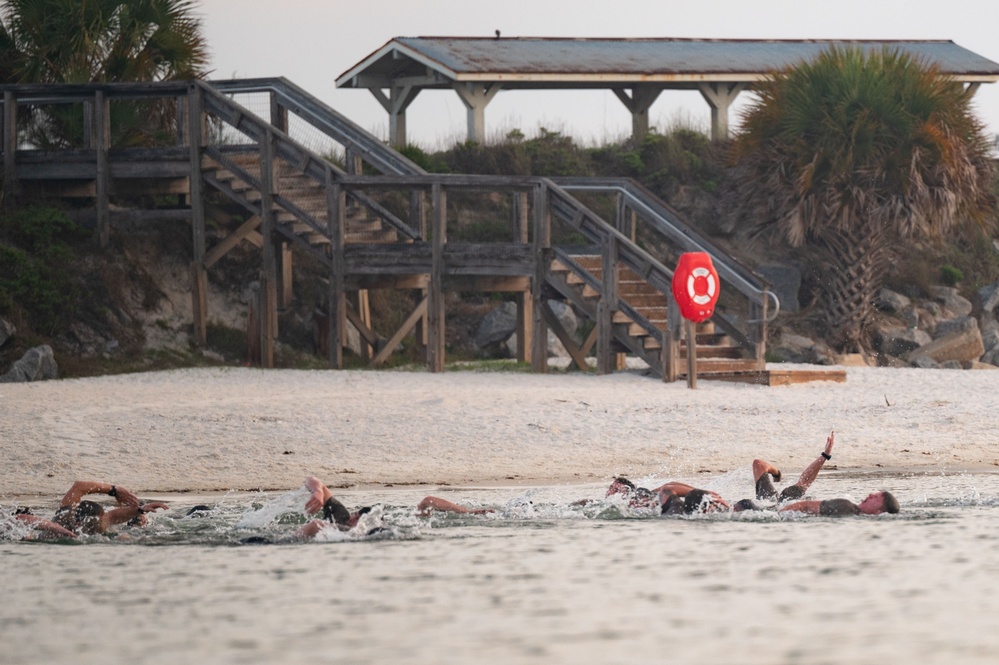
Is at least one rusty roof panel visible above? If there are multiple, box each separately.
[386,37,999,78]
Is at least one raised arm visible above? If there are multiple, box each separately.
[304,475,335,514]
[789,431,835,493]
[60,481,141,508]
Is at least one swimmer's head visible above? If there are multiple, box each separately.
[606,477,636,497]
[54,500,106,535]
[859,490,900,515]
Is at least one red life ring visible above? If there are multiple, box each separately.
[671,252,720,323]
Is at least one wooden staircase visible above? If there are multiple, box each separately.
[550,254,762,377]
[201,151,404,258]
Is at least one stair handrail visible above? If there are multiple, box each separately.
[207,77,426,177]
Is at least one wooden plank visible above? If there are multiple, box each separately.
[94,90,110,247]
[597,235,618,375]
[542,300,589,371]
[428,182,446,372]
[188,84,207,346]
[328,175,345,368]
[371,296,428,367]
[531,182,550,373]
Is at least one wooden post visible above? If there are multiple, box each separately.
[428,181,447,372]
[270,93,289,133]
[531,182,550,373]
[752,293,769,370]
[597,234,619,375]
[513,191,532,363]
[94,90,110,247]
[258,128,278,368]
[411,189,428,352]
[188,84,208,346]
[327,174,345,368]
[685,318,698,389]
[664,297,680,383]
[278,241,293,309]
[2,91,19,201]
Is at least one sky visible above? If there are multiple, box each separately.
[200,0,999,148]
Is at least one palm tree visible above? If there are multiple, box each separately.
[0,0,209,147]
[731,46,995,352]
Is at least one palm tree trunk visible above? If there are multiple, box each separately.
[814,228,894,353]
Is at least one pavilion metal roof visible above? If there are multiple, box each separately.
[336,37,999,88]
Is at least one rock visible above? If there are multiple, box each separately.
[503,301,578,359]
[0,345,58,382]
[474,301,518,349]
[933,316,978,340]
[906,326,985,365]
[834,353,873,367]
[928,286,973,317]
[756,264,801,313]
[938,360,965,370]
[875,326,932,357]
[769,331,836,365]
[962,360,999,370]
[978,281,999,313]
[874,288,911,313]
[911,355,939,369]
[0,317,14,348]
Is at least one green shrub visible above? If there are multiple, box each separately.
[939,264,964,286]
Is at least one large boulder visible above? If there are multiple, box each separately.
[928,286,973,317]
[874,288,911,314]
[978,281,999,313]
[0,344,58,383]
[769,331,836,365]
[906,326,985,365]
[474,301,518,350]
[505,301,578,359]
[875,326,932,357]
[933,316,978,340]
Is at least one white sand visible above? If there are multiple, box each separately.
[1,364,997,497]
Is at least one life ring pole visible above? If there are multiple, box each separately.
[685,318,698,389]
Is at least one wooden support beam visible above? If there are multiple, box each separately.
[685,318,698,389]
[513,190,532,363]
[94,90,110,247]
[531,182,550,373]
[259,129,277,368]
[542,302,589,371]
[664,297,680,382]
[279,241,293,309]
[188,84,208,345]
[3,91,20,201]
[597,234,619,375]
[344,300,379,348]
[428,181,447,372]
[355,289,373,361]
[371,296,428,367]
[327,177,346,368]
[204,215,261,269]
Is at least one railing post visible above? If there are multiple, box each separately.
[2,91,19,201]
[428,180,447,372]
[615,191,635,241]
[531,182,550,373]
[751,293,769,369]
[94,90,110,247]
[597,233,619,374]
[513,190,532,364]
[188,83,208,346]
[327,174,345,369]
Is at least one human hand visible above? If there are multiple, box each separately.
[825,431,835,455]
[140,502,169,513]
[115,486,140,507]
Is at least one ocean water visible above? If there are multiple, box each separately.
[3,470,999,665]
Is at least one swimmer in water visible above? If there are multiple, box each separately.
[415,496,495,517]
[294,475,377,539]
[45,481,169,537]
[778,491,901,516]
[603,477,729,514]
[746,431,837,507]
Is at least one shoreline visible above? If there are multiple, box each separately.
[3,364,998,498]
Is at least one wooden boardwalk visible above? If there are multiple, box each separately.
[0,79,838,385]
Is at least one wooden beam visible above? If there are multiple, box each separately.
[204,215,261,268]
[327,177,346,368]
[259,129,277,368]
[531,182,550,373]
[3,91,19,201]
[541,301,589,371]
[344,300,379,348]
[428,181,447,372]
[371,296,428,367]
[597,235,619,374]
[94,90,110,247]
[188,84,207,345]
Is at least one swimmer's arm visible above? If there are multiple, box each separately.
[104,501,169,527]
[651,482,726,502]
[304,476,334,514]
[778,500,822,514]
[59,480,119,506]
[752,460,781,483]
[15,514,77,538]
[295,519,328,539]
[416,496,494,517]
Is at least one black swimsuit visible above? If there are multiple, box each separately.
[818,499,861,517]
[756,476,805,502]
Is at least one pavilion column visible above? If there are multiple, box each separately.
[698,82,747,140]
[613,84,663,141]
[453,82,502,144]
[369,84,421,148]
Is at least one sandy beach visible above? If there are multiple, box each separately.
[1,364,997,498]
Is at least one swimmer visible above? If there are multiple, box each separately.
[294,475,375,538]
[752,431,836,503]
[49,481,169,536]
[604,477,729,513]
[779,491,901,516]
[10,507,77,539]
